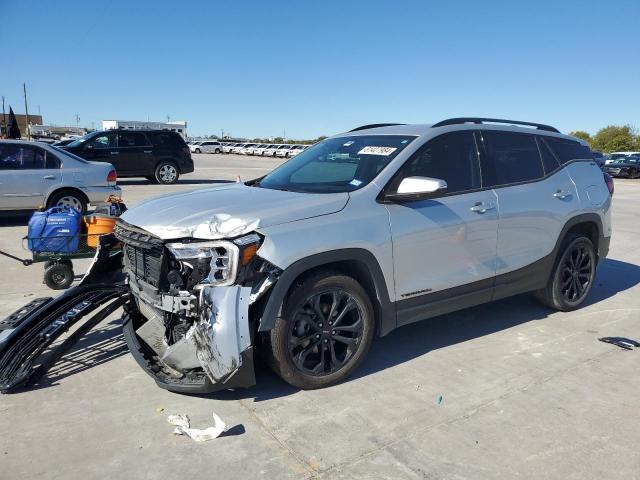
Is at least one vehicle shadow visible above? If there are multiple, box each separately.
[117,179,234,186]
[0,212,31,227]
[211,257,640,402]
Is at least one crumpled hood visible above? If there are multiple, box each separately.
[120,182,349,240]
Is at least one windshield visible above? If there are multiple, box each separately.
[256,135,416,193]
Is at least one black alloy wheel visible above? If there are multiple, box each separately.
[559,243,593,303]
[536,235,596,311]
[288,289,365,376]
[266,271,374,389]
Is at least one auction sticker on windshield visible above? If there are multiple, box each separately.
[358,146,398,156]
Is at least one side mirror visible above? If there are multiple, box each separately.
[383,176,447,203]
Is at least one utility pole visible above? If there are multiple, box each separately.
[75,114,80,130]
[23,83,30,140]
[221,128,224,139]
[1,96,5,138]
[166,114,170,123]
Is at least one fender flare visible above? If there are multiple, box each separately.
[258,248,396,336]
[554,212,606,260]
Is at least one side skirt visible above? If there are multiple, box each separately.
[395,253,554,327]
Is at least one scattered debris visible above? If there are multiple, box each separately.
[155,407,164,414]
[167,412,227,442]
[599,337,640,351]
[437,395,444,405]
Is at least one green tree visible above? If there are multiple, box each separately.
[590,125,638,153]
[569,130,591,143]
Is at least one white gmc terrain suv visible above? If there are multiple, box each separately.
[0,118,613,395]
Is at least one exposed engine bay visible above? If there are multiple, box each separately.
[0,221,281,394]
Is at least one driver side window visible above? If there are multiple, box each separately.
[390,131,481,195]
[90,133,117,149]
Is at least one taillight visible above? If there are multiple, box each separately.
[603,172,614,195]
[107,169,117,182]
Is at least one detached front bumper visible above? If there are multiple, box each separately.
[124,284,257,394]
[0,234,258,395]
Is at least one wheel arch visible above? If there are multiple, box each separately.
[257,248,396,337]
[45,186,89,208]
[557,213,604,261]
[538,213,606,289]
[155,158,181,172]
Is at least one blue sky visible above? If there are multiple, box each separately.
[1,0,638,138]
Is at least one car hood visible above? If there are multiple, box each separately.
[120,182,349,240]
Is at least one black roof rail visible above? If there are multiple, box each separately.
[349,123,406,132]
[431,117,560,133]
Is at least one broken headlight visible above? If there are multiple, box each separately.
[166,234,261,287]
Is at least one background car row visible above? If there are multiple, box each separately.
[189,141,309,157]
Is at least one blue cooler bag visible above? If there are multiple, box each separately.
[28,207,82,253]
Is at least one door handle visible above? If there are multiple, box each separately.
[43,175,56,180]
[110,151,120,155]
[553,189,571,200]
[143,150,152,154]
[470,202,495,214]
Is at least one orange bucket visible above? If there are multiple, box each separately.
[84,215,117,248]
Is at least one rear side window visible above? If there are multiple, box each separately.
[481,132,544,186]
[45,151,61,168]
[536,136,561,174]
[118,131,150,147]
[148,132,187,148]
[391,131,481,194]
[544,137,591,164]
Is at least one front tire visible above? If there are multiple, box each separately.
[155,161,179,184]
[195,148,201,154]
[266,271,374,389]
[535,235,596,311]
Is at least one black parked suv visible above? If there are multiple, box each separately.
[61,129,194,184]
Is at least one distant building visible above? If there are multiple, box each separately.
[29,124,87,139]
[102,120,188,139]
[0,113,43,138]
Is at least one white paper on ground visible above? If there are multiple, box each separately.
[167,412,227,442]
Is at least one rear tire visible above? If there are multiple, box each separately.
[266,270,375,389]
[47,190,87,214]
[535,235,596,311]
[195,148,201,154]
[155,161,179,184]
[44,262,74,290]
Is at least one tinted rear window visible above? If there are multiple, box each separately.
[544,137,591,164]
[536,136,561,174]
[482,132,544,186]
[148,131,187,148]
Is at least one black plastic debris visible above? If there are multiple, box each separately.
[598,337,640,351]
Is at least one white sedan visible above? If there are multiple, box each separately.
[0,140,121,213]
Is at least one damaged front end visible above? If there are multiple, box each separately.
[115,220,281,394]
[0,221,281,394]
